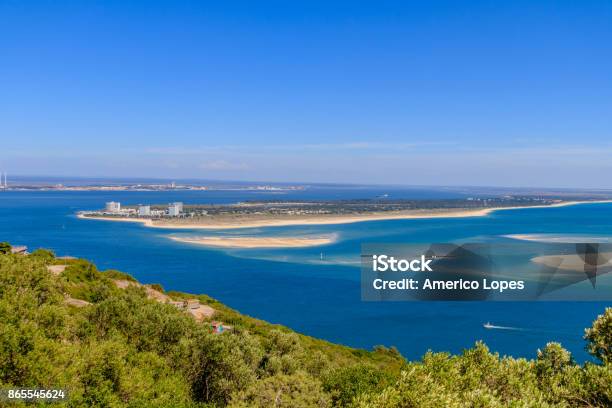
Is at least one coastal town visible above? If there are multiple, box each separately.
[88,201,190,218]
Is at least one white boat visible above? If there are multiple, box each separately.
[483,322,494,329]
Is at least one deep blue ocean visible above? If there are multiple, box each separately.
[1,187,610,362]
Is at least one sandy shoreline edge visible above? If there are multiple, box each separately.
[169,235,337,249]
[77,200,612,230]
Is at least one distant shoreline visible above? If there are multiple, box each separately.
[77,200,612,230]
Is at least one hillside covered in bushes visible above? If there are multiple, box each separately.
[0,244,610,407]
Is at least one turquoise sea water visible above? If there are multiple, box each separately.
[1,188,610,362]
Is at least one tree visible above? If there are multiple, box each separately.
[229,371,330,408]
[323,364,394,407]
[584,307,612,364]
[536,342,574,376]
[187,330,262,405]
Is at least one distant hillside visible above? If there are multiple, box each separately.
[0,243,610,407]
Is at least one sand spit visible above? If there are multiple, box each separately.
[532,253,612,271]
[505,234,612,243]
[169,235,336,248]
[78,200,612,230]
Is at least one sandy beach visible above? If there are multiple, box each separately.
[169,235,336,248]
[77,213,155,226]
[78,200,612,230]
[532,253,612,271]
[505,234,612,243]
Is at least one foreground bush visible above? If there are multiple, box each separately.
[0,251,610,407]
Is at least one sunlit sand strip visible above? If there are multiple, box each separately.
[506,234,612,243]
[169,235,337,248]
[532,253,612,271]
[77,213,155,226]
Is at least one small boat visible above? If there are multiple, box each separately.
[483,322,494,329]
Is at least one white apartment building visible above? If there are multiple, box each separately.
[168,202,183,216]
[138,205,151,216]
[105,201,121,213]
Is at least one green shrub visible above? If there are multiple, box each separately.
[0,251,609,408]
[584,307,612,364]
[323,364,396,407]
[30,248,55,260]
[103,269,137,282]
[0,242,11,254]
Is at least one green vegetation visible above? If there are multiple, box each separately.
[0,242,11,255]
[0,250,610,407]
[29,248,56,260]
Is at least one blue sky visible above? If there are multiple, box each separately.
[1,1,611,187]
